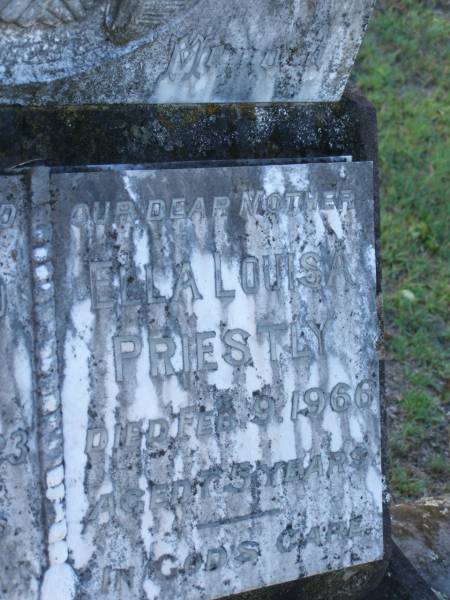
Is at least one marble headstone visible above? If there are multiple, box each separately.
[0,160,383,599]
[0,0,375,105]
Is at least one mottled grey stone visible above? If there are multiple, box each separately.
[0,175,44,599]
[45,160,383,599]
[392,496,450,599]
[0,0,374,105]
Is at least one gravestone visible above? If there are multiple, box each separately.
[0,0,375,104]
[0,1,390,599]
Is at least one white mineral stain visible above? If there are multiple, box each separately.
[162,375,189,414]
[128,331,159,421]
[69,224,83,278]
[41,563,77,600]
[321,409,343,453]
[143,578,161,600]
[62,299,95,568]
[13,336,33,423]
[103,331,120,460]
[366,464,383,512]
[263,165,286,196]
[190,249,234,390]
[322,206,344,239]
[232,421,262,463]
[349,414,364,443]
[133,226,150,277]
[139,471,153,558]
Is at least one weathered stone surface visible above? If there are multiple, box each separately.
[0,0,375,104]
[364,542,438,600]
[392,496,450,599]
[0,91,380,171]
[45,160,384,599]
[0,175,44,599]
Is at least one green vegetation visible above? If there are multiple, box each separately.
[354,0,450,501]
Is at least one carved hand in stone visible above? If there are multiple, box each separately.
[0,0,199,44]
[104,0,200,44]
[0,0,96,27]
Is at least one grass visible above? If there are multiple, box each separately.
[354,0,450,501]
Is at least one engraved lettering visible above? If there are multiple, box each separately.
[0,203,16,228]
[196,411,215,437]
[277,526,300,553]
[205,547,227,571]
[224,462,252,493]
[116,201,135,227]
[266,192,282,212]
[165,34,216,82]
[257,323,288,362]
[101,567,135,593]
[214,253,235,299]
[120,267,139,307]
[240,190,265,217]
[170,198,186,219]
[120,489,144,515]
[355,380,374,408]
[252,393,275,426]
[222,328,251,367]
[199,468,222,498]
[323,191,337,209]
[291,383,374,418]
[328,451,346,474]
[70,203,89,226]
[285,459,304,483]
[328,241,354,286]
[7,429,28,465]
[182,334,191,373]
[88,493,115,522]
[307,317,330,355]
[90,261,114,309]
[291,388,326,419]
[196,331,218,371]
[241,257,260,294]
[113,335,142,382]
[147,419,169,446]
[299,252,321,288]
[147,199,166,221]
[172,261,203,302]
[178,407,196,438]
[150,483,170,509]
[184,553,202,574]
[290,323,313,360]
[216,409,237,434]
[330,382,352,413]
[0,278,6,319]
[125,422,141,446]
[263,254,285,291]
[149,337,176,377]
[145,264,166,304]
[188,197,206,219]
[306,455,323,478]
[151,555,177,580]
[86,428,108,453]
[212,196,230,217]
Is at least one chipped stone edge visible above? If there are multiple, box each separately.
[29,167,77,598]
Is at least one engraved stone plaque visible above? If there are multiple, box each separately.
[48,161,383,599]
[0,175,44,599]
[0,0,375,105]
